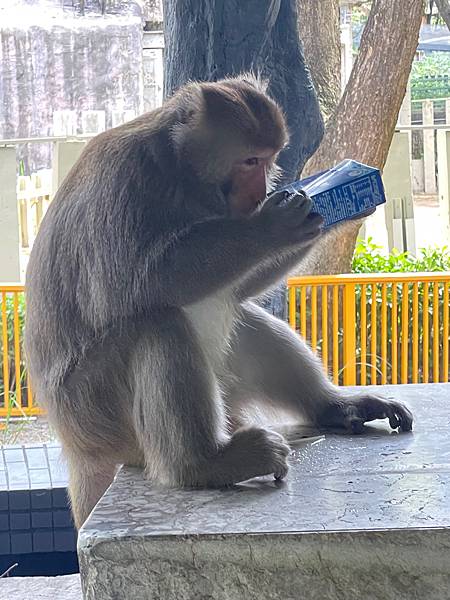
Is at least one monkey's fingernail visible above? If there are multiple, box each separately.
[274,466,288,480]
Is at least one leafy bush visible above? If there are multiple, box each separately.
[351,239,450,384]
[411,52,450,100]
[412,52,450,80]
[0,293,28,410]
[352,238,450,273]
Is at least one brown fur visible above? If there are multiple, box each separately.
[25,76,412,529]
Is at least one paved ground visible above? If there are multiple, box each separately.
[0,574,81,600]
[413,194,446,249]
[364,194,446,252]
[0,417,55,446]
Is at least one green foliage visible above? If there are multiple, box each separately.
[411,53,450,100]
[351,238,450,384]
[0,293,28,408]
[350,4,371,27]
[352,238,450,273]
[412,52,450,79]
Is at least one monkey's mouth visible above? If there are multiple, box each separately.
[231,194,266,217]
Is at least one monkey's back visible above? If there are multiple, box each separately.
[24,110,179,394]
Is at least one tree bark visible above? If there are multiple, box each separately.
[297,0,341,121]
[435,0,450,29]
[163,0,324,316]
[300,0,423,275]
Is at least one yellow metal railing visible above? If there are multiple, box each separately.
[0,284,42,417]
[288,272,450,386]
[1,273,449,417]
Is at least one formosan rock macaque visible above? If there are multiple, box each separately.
[25,76,413,528]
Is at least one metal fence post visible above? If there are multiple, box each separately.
[343,283,357,385]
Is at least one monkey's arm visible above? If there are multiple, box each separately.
[150,218,285,306]
[234,246,313,301]
[235,204,377,301]
[149,195,321,307]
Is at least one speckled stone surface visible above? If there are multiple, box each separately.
[79,384,450,600]
[0,574,81,599]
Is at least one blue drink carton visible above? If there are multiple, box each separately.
[281,159,386,228]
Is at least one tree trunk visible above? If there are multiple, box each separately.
[163,0,324,316]
[435,0,450,29]
[300,0,423,276]
[297,0,341,121]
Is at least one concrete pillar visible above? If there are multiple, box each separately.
[437,129,450,244]
[398,80,411,127]
[143,31,164,112]
[52,141,86,195]
[446,99,450,126]
[423,99,436,194]
[383,132,416,254]
[0,147,21,282]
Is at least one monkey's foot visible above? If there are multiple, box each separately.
[207,427,290,486]
[318,394,413,434]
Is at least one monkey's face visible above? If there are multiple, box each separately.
[227,149,276,217]
[171,76,288,217]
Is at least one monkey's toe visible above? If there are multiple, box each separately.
[351,395,414,432]
[319,394,414,433]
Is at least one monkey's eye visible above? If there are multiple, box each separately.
[244,157,259,166]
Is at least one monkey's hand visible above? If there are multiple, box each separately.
[318,393,414,434]
[220,427,290,483]
[259,189,324,247]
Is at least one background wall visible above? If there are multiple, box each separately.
[0,0,145,173]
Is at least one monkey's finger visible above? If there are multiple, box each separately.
[266,189,310,212]
[285,191,311,211]
[274,463,289,480]
[282,196,313,226]
[288,212,324,238]
[303,211,324,228]
[263,189,291,209]
[388,413,401,430]
[390,402,413,432]
[364,396,413,432]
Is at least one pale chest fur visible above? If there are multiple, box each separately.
[183,291,238,374]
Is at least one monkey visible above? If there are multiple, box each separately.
[24,75,413,529]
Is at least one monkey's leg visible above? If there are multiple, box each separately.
[46,335,141,529]
[130,309,290,487]
[227,303,413,433]
[66,453,117,529]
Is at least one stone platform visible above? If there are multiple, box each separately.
[78,384,450,600]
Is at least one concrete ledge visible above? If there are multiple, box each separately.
[79,384,450,600]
